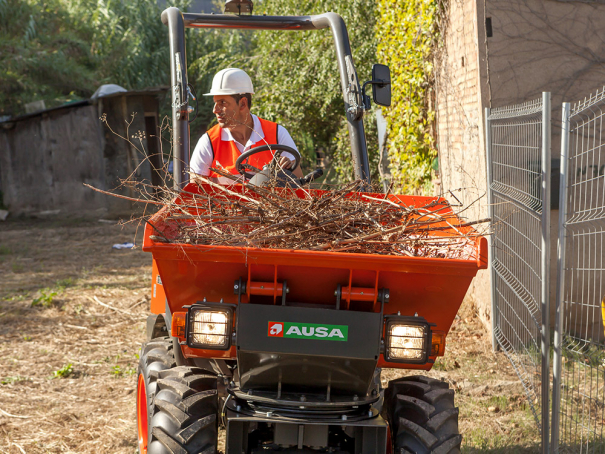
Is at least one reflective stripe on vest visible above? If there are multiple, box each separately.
[206,118,278,178]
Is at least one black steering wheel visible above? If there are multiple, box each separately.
[235,144,301,180]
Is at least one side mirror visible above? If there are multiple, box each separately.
[371,64,391,107]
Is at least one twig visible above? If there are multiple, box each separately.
[87,296,139,317]
[0,408,30,419]
[83,183,163,206]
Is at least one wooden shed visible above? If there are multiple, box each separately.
[0,86,168,216]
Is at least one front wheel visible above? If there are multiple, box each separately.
[382,375,461,454]
[137,338,218,453]
[137,337,177,454]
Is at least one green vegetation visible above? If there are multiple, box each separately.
[2,0,443,190]
[0,0,190,116]
[247,0,380,182]
[184,0,380,183]
[0,0,95,115]
[11,263,24,273]
[111,364,136,377]
[30,279,74,307]
[55,277,74,288]
[31,288,58,307]
[1,376,29,385]
[375,0,443,193]
[52,363,73,378]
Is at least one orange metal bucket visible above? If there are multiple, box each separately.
[143,183,487,370]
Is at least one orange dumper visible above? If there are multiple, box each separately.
[135,4,487,454]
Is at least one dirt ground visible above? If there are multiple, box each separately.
[0,217,541,453]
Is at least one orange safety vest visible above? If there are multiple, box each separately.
[206,118,279,179]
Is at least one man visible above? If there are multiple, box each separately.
[190,68,303,185]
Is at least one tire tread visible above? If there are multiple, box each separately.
[384,375,461,454]
[138,340,217,454]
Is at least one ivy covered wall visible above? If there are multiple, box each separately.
[376,0,443,194]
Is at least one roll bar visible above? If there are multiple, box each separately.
[162,7,371,189]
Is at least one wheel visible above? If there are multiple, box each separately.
[235,144,301,179]
[382,375,461,454]
[138,337,177,454]
[147,366,218,453]
[137,337,218,454]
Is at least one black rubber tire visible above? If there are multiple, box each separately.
[147,366,218,454]
[382,375,461,454]
[138,337,177,453]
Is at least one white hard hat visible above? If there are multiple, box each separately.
[204,68,255,96]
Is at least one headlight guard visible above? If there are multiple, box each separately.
[186,302,234,350]
[384,315,433,364]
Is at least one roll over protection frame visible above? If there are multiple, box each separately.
[161,8,371,189]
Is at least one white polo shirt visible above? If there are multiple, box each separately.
[190,114,297,183]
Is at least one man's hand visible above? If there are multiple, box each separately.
[278,156,293,170]
[277,156,304,178]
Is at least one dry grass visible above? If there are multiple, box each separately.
[0,217,540,453]
[0,218,149,454]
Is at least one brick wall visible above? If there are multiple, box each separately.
[436,0,605,334]
[435,0,492,332]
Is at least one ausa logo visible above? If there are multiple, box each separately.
[268,322,348,341]
[268,322,284,337]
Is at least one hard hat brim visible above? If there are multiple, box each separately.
[203,89,255,96]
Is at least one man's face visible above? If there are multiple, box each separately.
[212,95,242,129]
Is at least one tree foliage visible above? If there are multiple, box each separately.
[248,0,380,183]
[186,0,381,183]
[1,0,402,187]
[375,0,442,193]
[0,0,96,115]
[0,0,194,116]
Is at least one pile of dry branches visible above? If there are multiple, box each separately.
[146,171,487,259]
[84,112,487,260]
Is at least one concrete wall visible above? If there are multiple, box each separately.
[98,95,157,214]
[0,93,165,217]
[0,94,164,216]
[486,0,605,117]
[0,105,108,215]
[486,0,605,326]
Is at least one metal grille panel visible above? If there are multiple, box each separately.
[485,93,551,453]
[553,90,605,454]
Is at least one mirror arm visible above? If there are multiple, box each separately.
[361,80,372,110]
[362,79,390,110]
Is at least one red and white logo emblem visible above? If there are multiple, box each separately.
[268,322,284,337]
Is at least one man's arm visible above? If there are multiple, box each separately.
[277,126,304,178]
[189,134,214,183]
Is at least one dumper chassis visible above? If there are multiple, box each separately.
[136,3,488,453]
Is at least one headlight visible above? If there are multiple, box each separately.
[384,316,431,364]
[187,303,234,350]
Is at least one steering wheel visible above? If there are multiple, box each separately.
[235,144,301,180]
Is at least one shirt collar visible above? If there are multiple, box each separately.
[220,114,264,147]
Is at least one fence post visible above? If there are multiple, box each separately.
[485,107,498,352]
[551,101,570,453]
[540,92,551,454]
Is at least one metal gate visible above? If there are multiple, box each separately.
[485,93,551,453]
[552,90,605,453]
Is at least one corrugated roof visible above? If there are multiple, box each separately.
[0,86,169,125]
